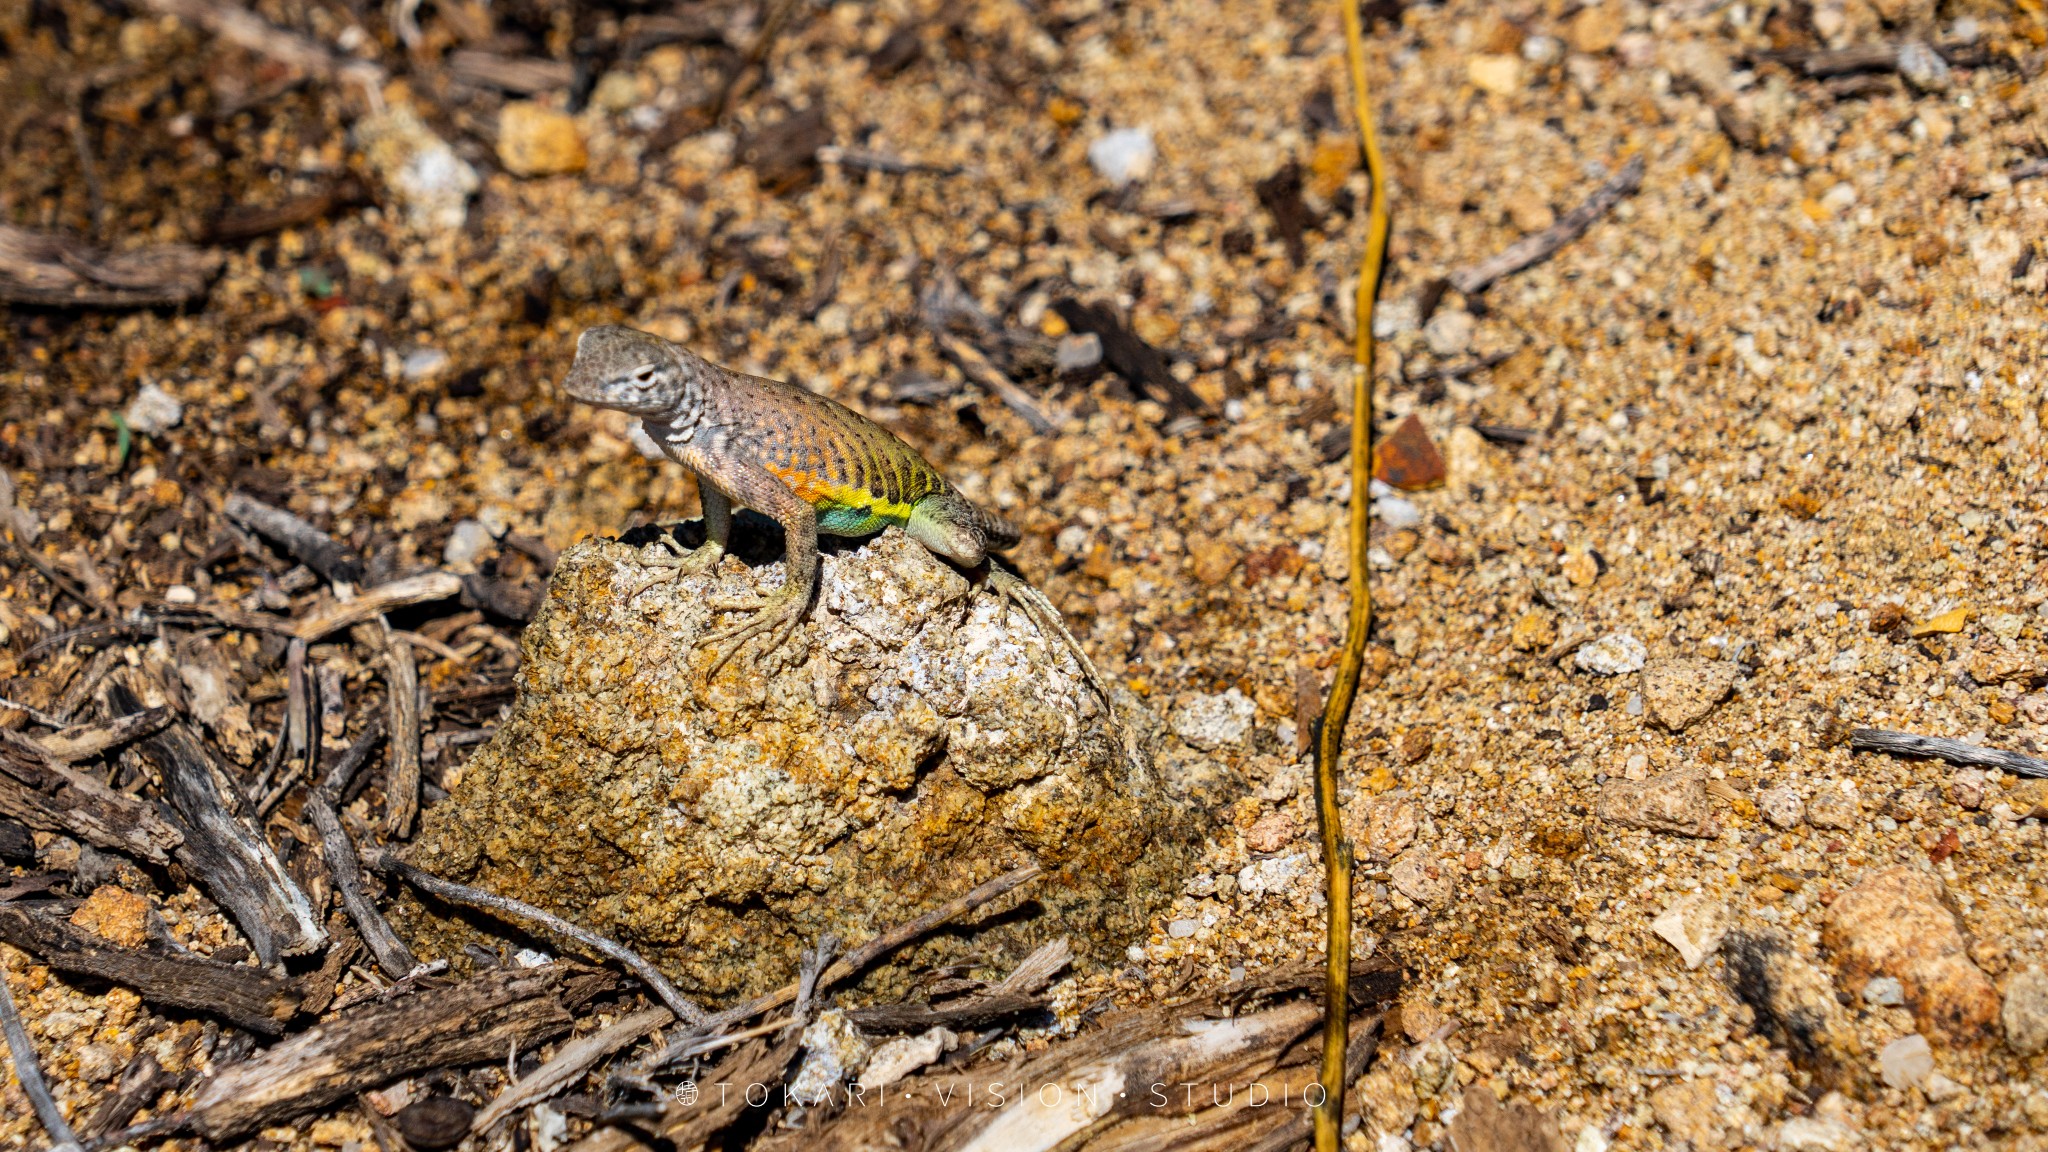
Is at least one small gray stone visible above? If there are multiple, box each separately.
[1373,495,1423,530]
[1576,633,1648,676]
[1422,309,1474,358]
[442,519,495,571]
[1055,332,1103,373]
[1896,41,1951,92]
[1167,918,1198,938]
[1087,127,1155,185]
[1862,975,1906,1007]
[2004,966,2048,1055]
[1758,785,1805,830]
[403,347,451,380]
[1879,1033,1933,1089]
[124,384,184,435]
[1174,688,1256,751]
[788,1009,870,1105]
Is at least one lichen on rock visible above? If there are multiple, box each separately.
[402,527,1201,998]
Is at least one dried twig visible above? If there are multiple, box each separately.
[183,964,609,1140]
[1317,5,1392,1147]
[470,1005,672,1135]
[1447,154,1644,295]
[929,330,1065,435]
[139,0,383,89]
[319,711,387,802]
[1850,728,2048,779]
[292,573,463,640]
[0,729,184,864]
[0,961,81,1152]
[379,630,422,837]
[306,794,417,978]
[373,851,708,1026]
[107,673,326,963]
[38,707,174,762]
[223,493,364,585]
[0,224,222,309]
[445,50,575,94]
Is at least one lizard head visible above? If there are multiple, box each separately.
[562,325,692,417]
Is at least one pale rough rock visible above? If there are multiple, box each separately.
[123,383,184,435]
[353,106,479,233]
[1806,783,1861,829]
[1638,658,1740,731]
[1821,867,2001,1045]
[1650,1078,1725,1150]
[1173,687,1255,750]
[857,1026,954,1091]
[1650,894,1727,970]
[788,1009,869,1105]
[1878,1033,1932,1089]
[498,102,589,177]
[1389,848,1453,905]
[2003,966,2048,1055]
[1575,632,1647,676]
[1598,768,1719,838]
[1757,785,1804,830]
[405,530,1200,997]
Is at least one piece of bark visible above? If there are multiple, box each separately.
[0,817,33,861]
[1256,160,1310,266]
[739,106,832,194]
[0,730,183,865]
[469,1005,671,1134]
[206,177,369,244]
[445,50,575,93]
[808,990,1388,1151]
[299,914,363,1017]
[85,1049,178,1138]
[38,707,174,763]
[0,223,221,307]
[139,0,383,85]
[223,493,365,585]
[567,1033,803,1152]
[1049,298,1205,415]
[306,793,416,978]
[186,964,608,1141]
[380,632,422,838]
[843,991,1047,1032]
[105,673,325,963]
[0,905,301,1034]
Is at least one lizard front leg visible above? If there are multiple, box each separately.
[625,481,733,602]
[676,442,820,678]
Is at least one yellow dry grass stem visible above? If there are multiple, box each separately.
[1314,2,1391,1148]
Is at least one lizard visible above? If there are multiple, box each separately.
[559,325,1124,740]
